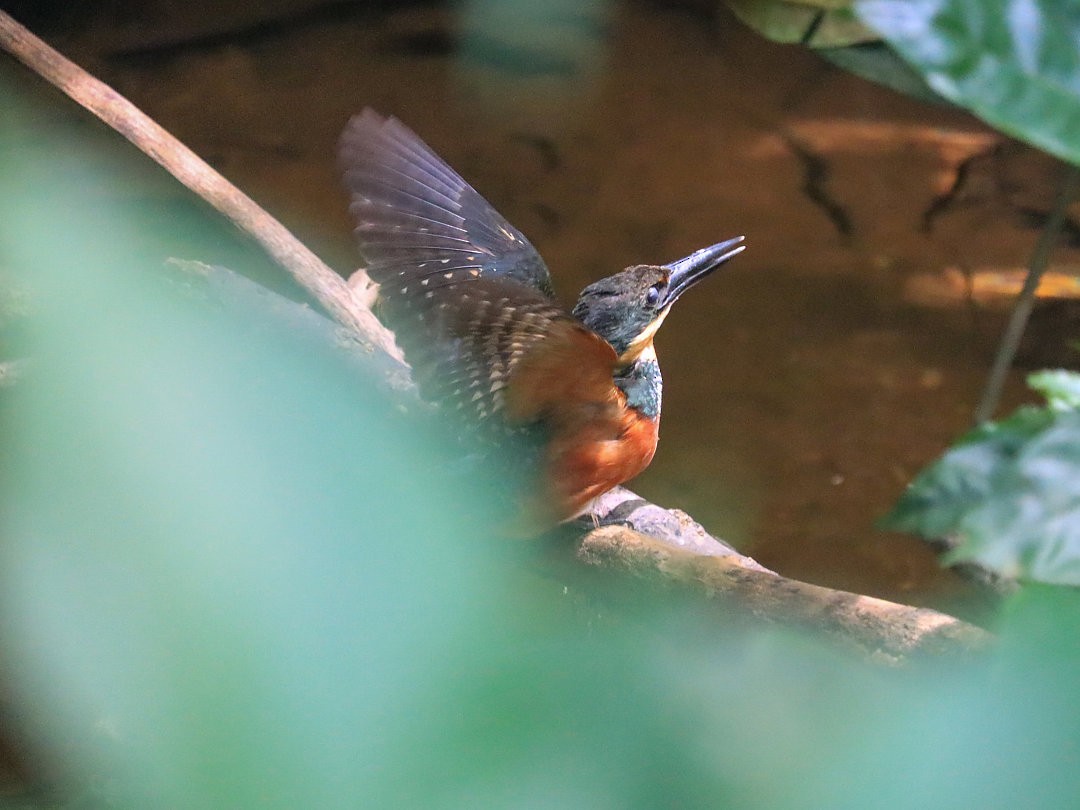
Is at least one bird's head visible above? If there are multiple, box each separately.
[572,236,745,365]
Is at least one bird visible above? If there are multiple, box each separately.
[339,109,744,529]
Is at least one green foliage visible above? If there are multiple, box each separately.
[816,42,944,105]
[721,0,942,101]
[1029,368,1080,410]
[855,0,1080,166]
[884,371,1080,585]
[0,126,503,807]
[725,0,878,47]
[725,1,1080,164]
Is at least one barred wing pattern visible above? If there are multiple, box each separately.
[339,110,608,432]
[339,109,554,300]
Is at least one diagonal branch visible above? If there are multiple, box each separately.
[0,9,399,363]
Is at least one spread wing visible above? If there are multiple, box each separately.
[339,109,578,434]
[339,109,554,300]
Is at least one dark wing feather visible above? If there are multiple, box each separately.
[339,109,554,300]
[392,276,577,435]
[339,110,574,437]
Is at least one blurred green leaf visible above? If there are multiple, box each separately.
[0,92,504,807]
[726,0,878,46]
[1029,368,1080,410]
[818,43,945,104]
[729,1,1080,155]
[856,0,1080,167]
[806,585,1080,808]
[883,371,1080,585]
[722,1,945,102]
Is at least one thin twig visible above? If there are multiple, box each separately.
[0,9,401,362]
[974,165,1080,423]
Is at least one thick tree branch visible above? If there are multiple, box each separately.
[577,526,990,659]
[0,11,992,659]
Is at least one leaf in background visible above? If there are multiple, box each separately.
[856,0,1080,167]
[883,371,1080,585]
[1029,368,1080,410]
[726,0,879,46]
[882,406,1052,538]
[722,1,945,102]
[818,43,946,104]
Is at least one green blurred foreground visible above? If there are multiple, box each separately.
[2,89,1080,809]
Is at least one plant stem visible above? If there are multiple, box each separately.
[974,165,1080,424]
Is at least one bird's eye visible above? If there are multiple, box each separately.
[645,285,662,307]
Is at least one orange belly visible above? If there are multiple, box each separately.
[500,321,660,528]
[543,405,660,523]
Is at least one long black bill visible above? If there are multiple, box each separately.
[662,235,746,306]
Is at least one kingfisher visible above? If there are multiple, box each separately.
[339,109,744,528]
